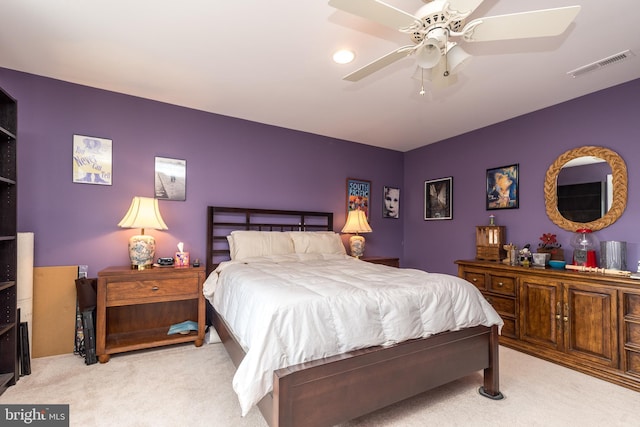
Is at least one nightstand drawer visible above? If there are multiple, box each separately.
[361,257,400,267]
[106,276,199,305]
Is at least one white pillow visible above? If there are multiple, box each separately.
[288,232,346,255]
[228,231,295,261]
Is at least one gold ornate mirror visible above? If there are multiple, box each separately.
[544,146,627,232]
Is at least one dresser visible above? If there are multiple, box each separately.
[456,259,640,392]
[96,266,206,363]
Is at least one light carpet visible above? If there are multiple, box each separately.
[1,342,638,426]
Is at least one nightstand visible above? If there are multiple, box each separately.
[361,257,400,268]
[96,266,206,363]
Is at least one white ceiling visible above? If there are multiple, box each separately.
[2,1,639,152]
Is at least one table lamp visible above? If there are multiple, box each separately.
[341,209,372,258]
[118,196,168,269]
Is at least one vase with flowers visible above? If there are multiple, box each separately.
[537,233,564,261]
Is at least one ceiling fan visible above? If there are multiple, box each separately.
[329,0,581,90]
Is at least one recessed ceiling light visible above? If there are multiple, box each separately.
[333,49,355,64]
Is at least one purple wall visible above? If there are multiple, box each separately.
[404,78,640,275]
[0,68,404,277]
[2,66,638,278]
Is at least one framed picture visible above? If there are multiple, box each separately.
[383,186,400,218]
[155,156,186,201]
[424,177,452,220]
[486,164,519,210]
[347,178,371,218]
[72,134,112,185]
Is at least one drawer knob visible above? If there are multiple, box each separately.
[472,278,478,282]
[151,286,159,291]
[497,282,504,287]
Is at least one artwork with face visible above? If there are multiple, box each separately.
[486,164,519,210]
[383,186,399,218]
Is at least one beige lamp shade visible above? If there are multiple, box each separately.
[118,196,168,232]
[118,197,168,269]
[341,209,372,258]
[341,209,372,234]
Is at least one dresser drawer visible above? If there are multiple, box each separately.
[500,317,516,339]
[484,294,516,316]
[463,271,486,291]
[106,275,199,305]
[488,274,516,296]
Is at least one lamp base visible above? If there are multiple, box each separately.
[129,235,156,270]
[349,235,366,258]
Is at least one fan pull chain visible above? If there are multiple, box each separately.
[419,68,425,96]
[443,29,450,77]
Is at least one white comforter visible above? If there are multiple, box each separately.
[203,254,503,415]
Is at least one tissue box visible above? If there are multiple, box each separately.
[174,252,190,267]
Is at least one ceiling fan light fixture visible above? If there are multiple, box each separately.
[415,44,441,68]
[332,49,355,64]
[415,27,447,69]
[446,44,471,74]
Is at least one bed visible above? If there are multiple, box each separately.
[205,206,504,427]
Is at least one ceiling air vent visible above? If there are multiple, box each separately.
[567,49,635,78]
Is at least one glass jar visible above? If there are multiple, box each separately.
[570,228,599,267]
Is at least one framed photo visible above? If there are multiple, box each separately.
[424,177,452,220]
[486,164,519,210]
[347,178,371,218]
[155,157,186,201]
[383,186,400,218]
[72,134,112,185]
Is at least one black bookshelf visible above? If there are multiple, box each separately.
[0,86,18,395]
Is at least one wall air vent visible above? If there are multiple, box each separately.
[567,50,635,78]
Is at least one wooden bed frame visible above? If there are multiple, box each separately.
[206,206,503,427]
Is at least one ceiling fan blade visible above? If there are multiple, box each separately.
[343,46,415,82]
[462,6,581,42]
[328,0,417,30]
[447,0,485,15]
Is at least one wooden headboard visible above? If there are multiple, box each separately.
[206,206,334,276]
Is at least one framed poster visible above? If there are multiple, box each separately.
[72,134,112,185]
[486,164,519,210]
[346,178,371,218]
[383,186,400,218]
[155,156,187,201]
[424,177,452,220]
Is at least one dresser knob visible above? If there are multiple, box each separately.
[151,286,159,291]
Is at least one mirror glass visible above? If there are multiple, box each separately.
[544,146,627,232]
[556,156,612,223]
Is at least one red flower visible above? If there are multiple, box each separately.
[539,233,559,249]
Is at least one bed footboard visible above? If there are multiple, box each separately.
[212,305,501,427]
[271,325,501,427]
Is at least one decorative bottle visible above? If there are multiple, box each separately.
[570,229,598,267]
